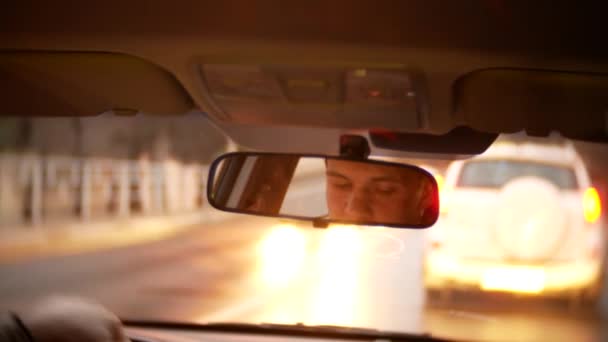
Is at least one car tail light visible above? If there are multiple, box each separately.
[583,187,602,224]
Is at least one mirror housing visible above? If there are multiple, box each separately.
[207,152,439,229]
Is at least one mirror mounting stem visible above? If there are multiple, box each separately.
[339,135,370,160]
[312,217,330,229]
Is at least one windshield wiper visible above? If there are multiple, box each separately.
[124,320,452,341]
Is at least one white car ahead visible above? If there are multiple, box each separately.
[425,137,605,302]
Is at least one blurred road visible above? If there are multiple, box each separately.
[0,215,606,341]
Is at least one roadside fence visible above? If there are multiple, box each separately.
[0,153,209,228]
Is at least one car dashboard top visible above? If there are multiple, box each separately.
[129,328,380,342]
[128,329,447,342]
[125,322,452,342]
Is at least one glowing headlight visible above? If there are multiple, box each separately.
[258,224,307,286]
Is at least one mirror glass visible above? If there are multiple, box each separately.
[208,153,439,228]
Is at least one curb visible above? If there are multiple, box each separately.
[0,209,233,264]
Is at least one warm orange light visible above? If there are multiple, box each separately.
[258,224,307,287]
[481,267,545,294]
[583,187,602,224]
[309,225,362,326]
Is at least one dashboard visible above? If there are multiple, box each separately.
[129,327,381,342]
[127,326,444,342]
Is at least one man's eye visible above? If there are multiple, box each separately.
[330,181,352,190]
[376,188,396,195]
[374,183,398,195]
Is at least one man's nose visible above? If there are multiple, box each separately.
[344,190,373,220]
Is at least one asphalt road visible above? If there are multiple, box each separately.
[1,215,606,342]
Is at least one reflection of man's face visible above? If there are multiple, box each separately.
[325,159,429,224]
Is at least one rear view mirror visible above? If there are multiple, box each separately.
[207,153,439,228]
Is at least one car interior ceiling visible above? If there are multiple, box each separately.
[1,2,607,151]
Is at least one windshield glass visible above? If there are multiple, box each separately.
[458,160,578,189]
[0,117,606,341]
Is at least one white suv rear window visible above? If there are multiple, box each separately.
[457,160,578,189]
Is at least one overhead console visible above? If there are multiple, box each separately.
[197,64,428,131]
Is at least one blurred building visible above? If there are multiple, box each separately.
[0,113,228,227]
[0,113,228,162]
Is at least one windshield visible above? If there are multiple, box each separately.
[458,160,578,189]
[0,116,606,342]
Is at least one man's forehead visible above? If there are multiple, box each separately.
[326,159,408,178]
